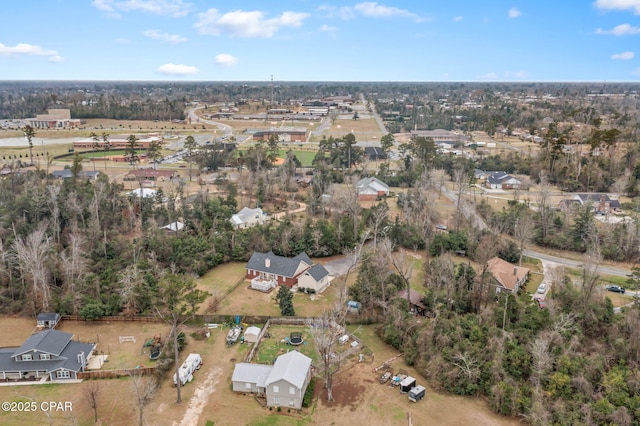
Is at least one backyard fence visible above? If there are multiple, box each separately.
[62,315,162,323]
[78,366,156,380]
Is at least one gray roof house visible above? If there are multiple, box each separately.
[246,251,314,289]
[559,194,621,215]
[51,169,101,180]
[485,172,522,190]
[36,313,61,329]
[232,350,312,409]
[231,207,269,229]
[357,177,390,200]
[0,329,95,382]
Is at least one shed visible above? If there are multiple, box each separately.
[244,326,261,344]
[400,376,417,393]
[36,313,61,329]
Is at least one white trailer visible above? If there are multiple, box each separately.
[408,385,426,402]
[173,353,202,386]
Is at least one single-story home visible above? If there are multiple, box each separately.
[486,257,530,293]
[231,207,269,229]
[232,350,312,409]
[559,193,621,215]
[364,146,387,161]
[397,288,427,315]
[246,251,313,289]
[51,170,101,180]
[124,168,177,182]
[485,172,522,190]
[297,264,332,294]
[357,177,390,201]
[36,313,61,329]
[0,329,95,382]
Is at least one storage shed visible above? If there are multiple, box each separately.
[36,313,61,329]
[244,326,261,344]
[400,376,417,393]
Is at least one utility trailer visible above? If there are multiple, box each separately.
[408,385,426,402]
[399,376,417,394]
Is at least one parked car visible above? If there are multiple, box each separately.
[537,283,547,294]
[535,298,546,309]
[605,285,626,294]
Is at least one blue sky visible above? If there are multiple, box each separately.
[1,0,640,81]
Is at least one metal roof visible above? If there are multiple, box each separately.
[265,350,312,389]
[232,363,273,388]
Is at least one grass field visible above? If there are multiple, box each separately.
[196,262,247,313]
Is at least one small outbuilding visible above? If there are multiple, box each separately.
[244,326,261,344]
[36,313,61,329]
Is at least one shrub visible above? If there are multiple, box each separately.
[302,377,316,408]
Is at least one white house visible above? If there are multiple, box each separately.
[231,207,269,229]
[297,264,332,293]
[232,351,312,409]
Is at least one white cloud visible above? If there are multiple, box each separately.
[504,70,528,78]
[92,0,192,18]
[453,16,464,22]
[0,42,63,62]
[611,51,635,59]
[595,23,640,35]
[155,63,198,75]
[320,24,337,32]
[319,2,423,21]
[480,72,498,80]
[354,2,421,20]
[214,53,238,67]
[115,37,131,44]
[143,30,187,44]
[508,7,521,18]
[594,0,640,15]
[194,9,310,38]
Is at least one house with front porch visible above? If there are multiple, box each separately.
[246,251,313,290]
[486,257,530,293]
[0,329,95,382]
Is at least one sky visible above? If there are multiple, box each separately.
[1,0,640,81]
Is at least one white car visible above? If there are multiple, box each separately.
[537,283,547,294]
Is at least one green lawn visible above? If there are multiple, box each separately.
[254,325,318,365]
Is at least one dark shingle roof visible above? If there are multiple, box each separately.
[13,330,72,358]
[37,313,60,322]
[246,251,312,278]
[305,264,330,281]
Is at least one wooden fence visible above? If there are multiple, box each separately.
[62,315,162,323]
[78,366,156,380]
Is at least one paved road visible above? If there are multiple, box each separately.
[523,249,631,277]
[186,107,233,137]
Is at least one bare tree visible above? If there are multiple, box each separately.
[514,211,536,266]
[530,334,552,389]
[536,171,552,241]
[130,372,157,426]
[85,380,101,423]
[60,227,89,313]
[452,351,481,381]
[13,223,52,313]
[368,202,389,249]
[383,242,414,308]
[307,307,346,402]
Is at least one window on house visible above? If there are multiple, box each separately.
[40,354,50,360]
[272,396,279,405]
[56,370,70,379]
[289,387,295,395]
[21,354,32,361]
[245,383,252,390]
[273,385,279,393]
[290,398,295,406]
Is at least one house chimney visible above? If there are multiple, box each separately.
[513,266,518,275]
[265,258,271,268]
